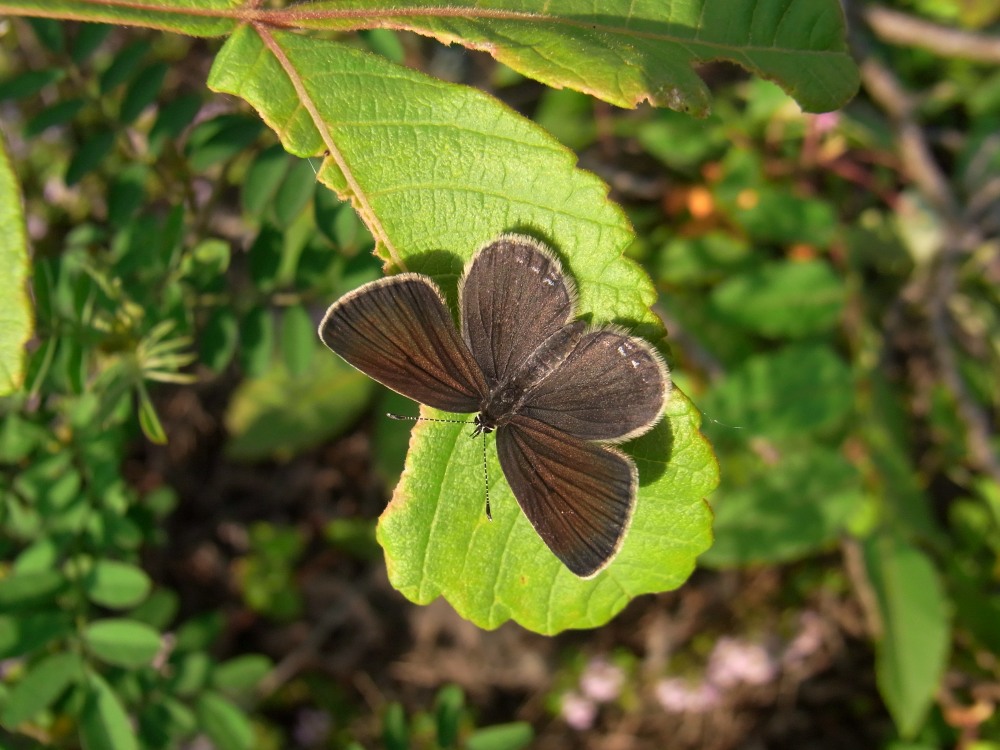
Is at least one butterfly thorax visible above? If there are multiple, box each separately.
[475,321,587,433]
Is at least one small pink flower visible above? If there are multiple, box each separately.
[707,637,778,689]
[655,678,720,714]
[294,709,332,746]
[561,691,597,731]
[812,111,841,134]
[579,657,625,703]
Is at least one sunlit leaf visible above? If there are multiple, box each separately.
[0,131,32,395]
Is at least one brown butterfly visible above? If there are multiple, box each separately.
[319,235,670,577]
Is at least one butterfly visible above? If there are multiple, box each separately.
[319,234,670,577]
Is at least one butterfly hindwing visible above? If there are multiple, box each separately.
[520,329,669,442]
[496,415,637,578]
[319,275,486,413]
[460,235,575,388]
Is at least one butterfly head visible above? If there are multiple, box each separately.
[472,412,497,437]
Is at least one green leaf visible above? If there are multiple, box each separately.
[380,392,715,633]
[704,344,853,441]
[107,164,148,227]
[13,537,59,573]
[435,684,464,748]
[186,114,263,171]
[201,308,239,373]
[3,2,855,111]
[239,305,274,378]
[99,39,150,93]
[83,560,152,609]
[5,1,235,36]
[314,190,373,252]
[169,652,212,696]
[148,94,202,155]
[382,702,409,750]
[466,722,534,750]
[80,672,139,750]
[710,260,845,338]
[24,98,86,137]
[210,29,657,326]
[119,62,168,123]
[65,130,115,186]
[71,23,112,64]
[701,449,865,567]
[196,692,254,750]
[638,109,726,174]
[28,17,64,53]
[242,144,292,218]
[863,534,951,738]
[211,29,716,630]
[279,304,315,377]
[361,28,405,63]
[225,351,373,461]
[212,655,273,698]
[0,131,32,395]
[248,225,284,290]
[0,570,65,609]
[292,0,857,113]
[713,148,838,247]
[655,232,751,286]
[138,697,196,747]
[0,68,64,101]
[0,612,73,659]
[83,619,162,668]
[183,238,231,287]
[273,157,318,227]
[129,588,180,631]
[173,611,223,652]
[1,651,84,728]
[137,384,168,445]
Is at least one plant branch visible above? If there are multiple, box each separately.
[864,5,1000,65]
[850,8,1000,486]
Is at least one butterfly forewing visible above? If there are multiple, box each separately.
[461,235,574,388]
[496,415,636,578]
[319,275,486,413]
[520,329,669,442]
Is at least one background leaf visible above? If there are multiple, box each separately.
[80,672,139,750]
[294,0,858,113]
[0,130,32,395]
[83,559,152,609]
[863,533,951,738]
[710,260,846,338]
[0,651,83,728]
[3,0,855,113]
[84,619,162,668]
[224,353,374,461]
[701,450,865,567]
[196,692,254,750]
[703,344,853,440]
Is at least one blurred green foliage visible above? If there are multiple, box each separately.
[1,4,999,750]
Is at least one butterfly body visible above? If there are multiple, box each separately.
[476,320,588,433]
[319,234,670,578]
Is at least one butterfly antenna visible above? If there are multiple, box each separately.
[482,429,491,521]
[386,413,476,424]
[385,413,491,520]
[690,405,745,431]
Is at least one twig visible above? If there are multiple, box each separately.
[850,5,1000,486]
[864,5,1000,64]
